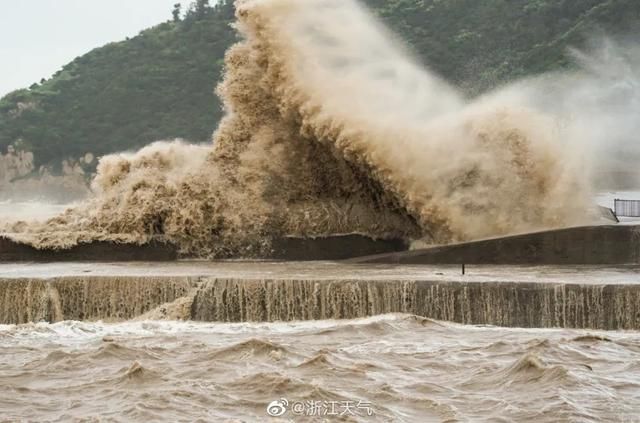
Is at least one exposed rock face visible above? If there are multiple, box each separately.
[0,146,92,202]
[0,146,34,185]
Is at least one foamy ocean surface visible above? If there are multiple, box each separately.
[1,314,639,422]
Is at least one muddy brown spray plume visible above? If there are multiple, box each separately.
[2,0,593,258]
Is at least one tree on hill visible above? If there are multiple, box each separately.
[196,0,210,18]
[172,3,182,22]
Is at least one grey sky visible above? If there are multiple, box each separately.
[0,0,182,97]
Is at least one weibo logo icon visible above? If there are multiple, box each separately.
[267,398,289,417]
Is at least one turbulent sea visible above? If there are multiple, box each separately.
[2,0,640,418]
[1,314,639,422]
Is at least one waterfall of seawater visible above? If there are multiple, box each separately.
[2,266,639,330]
[0,277,196,323]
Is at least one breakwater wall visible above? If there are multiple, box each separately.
[0,237,179,262]
[2,266,639,329]
[0,234,406,261]
[353,225,640,264]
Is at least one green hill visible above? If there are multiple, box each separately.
[1,0,639,168]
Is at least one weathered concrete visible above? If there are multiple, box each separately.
[351,225,640,265]
[270,234,408,260]
[3,225,638,264]
[0,234,407,262]
[0,237,178,262]
[1,262,639,330]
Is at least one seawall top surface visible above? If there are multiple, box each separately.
[0,261,639,285]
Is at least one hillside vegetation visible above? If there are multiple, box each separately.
[1,0,639,168]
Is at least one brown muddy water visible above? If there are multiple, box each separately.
[1,313,639,422]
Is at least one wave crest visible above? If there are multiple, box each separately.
[3,0,592,257]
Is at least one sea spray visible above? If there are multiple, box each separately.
[1,0,595,257]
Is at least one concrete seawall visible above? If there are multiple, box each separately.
[352,225,640,264]
[1,262,639,330]
[0,237,179,262]
[0,234,406,261]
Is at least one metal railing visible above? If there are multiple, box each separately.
[614,199,640,217]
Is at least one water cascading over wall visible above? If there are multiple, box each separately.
[2,274,640,330]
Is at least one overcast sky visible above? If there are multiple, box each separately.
[0,0,182,97]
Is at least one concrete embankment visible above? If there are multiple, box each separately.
[2,225,637,263]
[0,237,179,262]
[0,234,406,261]
[1,262,639,330]
[352,225,640,265]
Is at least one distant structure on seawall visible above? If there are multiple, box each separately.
[614,198,640,218]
